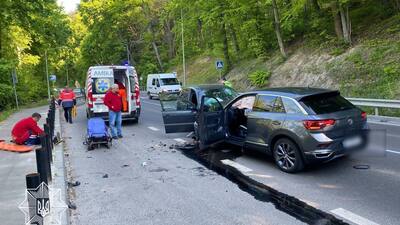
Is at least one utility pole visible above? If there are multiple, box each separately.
[181,8,186,86]
[12,69,19,110]
[126,43,130,66]
[66,64,69,87]
[45,50,50,100]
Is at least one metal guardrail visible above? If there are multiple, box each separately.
[346,97,400,116]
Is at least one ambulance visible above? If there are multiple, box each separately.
[85,66,141,122]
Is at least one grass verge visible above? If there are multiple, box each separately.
[0,99,49,122]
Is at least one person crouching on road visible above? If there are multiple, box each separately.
[104,84,123,139]
[11,113,44,145]
[58,86,76,124]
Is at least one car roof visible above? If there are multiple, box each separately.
[253,87,338,99]
[188,84,227,91]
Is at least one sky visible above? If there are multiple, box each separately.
[57,0,80,13]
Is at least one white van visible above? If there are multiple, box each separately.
[146,73,182,99]
[85,65,141,122]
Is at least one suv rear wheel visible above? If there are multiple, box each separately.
[273,138,304,173]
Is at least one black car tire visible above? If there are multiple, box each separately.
[148,92,152,99]
[273,138,304,173]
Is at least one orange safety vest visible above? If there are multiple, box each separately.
[119,88,128,112]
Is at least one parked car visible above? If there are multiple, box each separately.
[161,87,369,173]
[147,73,182,99]
[73,88,85,99]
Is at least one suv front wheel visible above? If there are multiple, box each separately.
[273,138,304,173]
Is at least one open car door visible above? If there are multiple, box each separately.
[160,92,197,133]
[198,96,226,150]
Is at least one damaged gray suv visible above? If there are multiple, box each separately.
[161,87,369,173]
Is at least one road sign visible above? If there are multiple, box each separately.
[12,69,18,84]
[49,75,56,82]
[216,60,224,70]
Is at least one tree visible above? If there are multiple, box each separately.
[271,0,288,58]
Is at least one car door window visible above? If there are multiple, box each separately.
[282,98,303,114]
[273,97,285,113]
[232,96,256,109]
[203,97,223,112]
[253,95,277,112]
[160,89,194,111]
[190,90,198,107]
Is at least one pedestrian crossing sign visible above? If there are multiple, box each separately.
[216,60,224,70]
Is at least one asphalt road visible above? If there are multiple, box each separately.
[64,97,400,225]
[64,102,304,225]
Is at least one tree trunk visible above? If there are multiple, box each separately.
[147,25,164,72]
[221,21,231,72]
[152,41,163,72]
[339,4,351,44]
[164,19,175,59]
[197,18,205,48]
[229,24,240,54]
[271,0,287,58]
[331,2,343,39]
[391,0,400,12]
[0,20,2,59]
[310,0,321,11]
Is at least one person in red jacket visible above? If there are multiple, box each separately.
[104,84,123,139]
[11,113,44,145]
[58,86,76,124]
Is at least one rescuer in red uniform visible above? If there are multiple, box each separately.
[11,113,44,145]
[58,86,76,124]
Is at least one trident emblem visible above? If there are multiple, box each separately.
[37,198,50,217]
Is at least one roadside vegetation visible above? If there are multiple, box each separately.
[0,1,81,114]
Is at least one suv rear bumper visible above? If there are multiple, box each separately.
[302,129,369,164]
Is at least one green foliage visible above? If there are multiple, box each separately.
[249,70,271,88]
[0,0,71,111]
[0,84,14,110]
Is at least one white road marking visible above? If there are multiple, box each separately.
[386,149,400,155]
[330,208,380,225]
[246,173,273,179]
[174,138,186,143]
[220,159,253,173]
[148,126,160,131]
[368,120,400,127]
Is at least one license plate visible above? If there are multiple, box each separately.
[93,104,108,113]
[343,136,362,148]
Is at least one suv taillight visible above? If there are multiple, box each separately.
[303,119,336,130]
[361,111,367,120]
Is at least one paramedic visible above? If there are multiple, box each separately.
[104,84,123,139]
[59,87,76,124]
[11,113,44,145]
[114,79,128,112]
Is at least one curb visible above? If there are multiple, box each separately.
[49,108,69,225]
